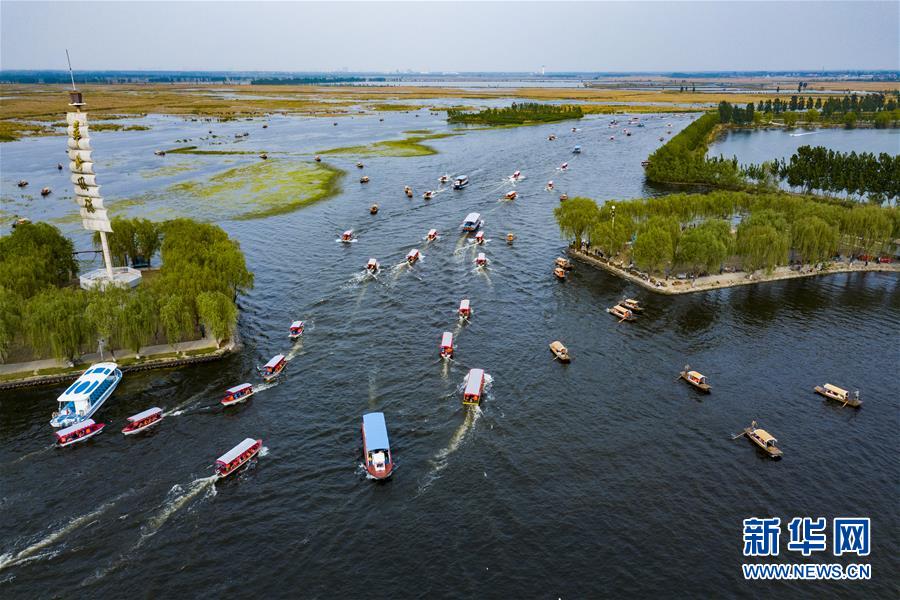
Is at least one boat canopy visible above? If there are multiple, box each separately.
[226,383,252,394]
[264,355,285,369]
[217,438,259,464]
[428,229,437,235]
[56,419,96,438]
[688,370,705,380]
[823,383,848,397]
[464,369,485,396]
[754,429,777,444]
[342,229,353,236]
[463,212,480,224]
[460,299,470,310]
[550,341,566,352]
[407,249,419,258]
[441,332,453,347]
[57,362,118,405]
[127,407,162,422]
[456,175,468,181]
[363,412,390,451]
[290,320,304,330]
[367,258,378,266]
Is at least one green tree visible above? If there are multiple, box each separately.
[86,286,128,357]
[632,224,675,274]
[121,290,158,355]
[783,112,798,128]
[843,111,858,129]
[159,294,195,347]
[0,222,77,298]
[553,197,601,246]
[23,287,92,362]
[676,219,732,273]
[196,291,238,346]
[805,108,819,123]
[0,286,21,362]
[590,215,635,257]
[791,216,839,264]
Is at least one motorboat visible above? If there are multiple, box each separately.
[462,368,486,406]
[51,362,122,428]
[361,412,394,480]
[506,232,515,244]
[41,187,52,196]
[121,407,163,435]
[370,204,379,214]
[474,231,485,245]
[356,162,365,169]
[366,258,380,274]
[426,228,438,241]
[423,190,435,200]
[814,384,861,407]
[572,146,581,154]
[555,257,572,270]
[559,194,569,202]
[17,180,28,187]
[215,438,263,477]
[560,162,568,171]
[154,150,166,156]
[546,181,554,191]
[360,176,369,183]
[259,354,286,382]
[458,299,472,319]
[222,383,255,406]
[607,304,636,321]
[439,174,449,184]
[461,212,483,232]
[259,153,268,160]
[741,421,783,459]
[679,368,711,392]
[55,419,105,447]
[453,175,469,189]
[340,229,354,243]
[439,332,454,359]
[549,341,571,363]
[475,252,488,267]
[315,155,322,162]
[548,134,556,141]
[609,136,615,141]
[620,298,643,312]
[504,191,518,201]
[289,320,305,340]
[406,249,420,264]
[554,267,566,280]
[404,185,413,198]
[511,170,521,180]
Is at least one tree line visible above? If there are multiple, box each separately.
[554,191,898,277]
[717,96,900,128]
[446,102,583,125]
[0,219,252,363]
[743,146,900,203]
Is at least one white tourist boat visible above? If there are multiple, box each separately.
[50,362,122,428]
[461,212,483,232]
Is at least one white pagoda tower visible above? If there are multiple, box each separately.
[66,88,142,290]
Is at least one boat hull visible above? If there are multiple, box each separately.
[216,444,262,478]
[744,429,783,459]
[365,463,394,480]
[122,417,162,435]
[58,423,105,447]
[50,369,122,428]
[222,390,256,406]
[814,386,861,407]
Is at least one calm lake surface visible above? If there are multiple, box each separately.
[708,127,900,163]
[1,108,898,599]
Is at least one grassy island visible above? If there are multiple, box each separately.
[446,102,583,125]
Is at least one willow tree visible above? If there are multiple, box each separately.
[0,287,21,363]
[677,219,733,274]
[590,215,635,257]
[121,290,158,355]
[23,288,91,362]
[553,197,601,247]
[791,216,839,264]
[0,222,77,299]
[86,286,128,356]
[159,294,195,347]
[632,225,675,274]
[196,291,238,347]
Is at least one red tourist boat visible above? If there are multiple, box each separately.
[55,419,105,447]
[474,231,485,245]
[406,249,420,265]
[426,228,438,241]
[121,407,163,435]
[463,368,486,406]
[340,229,354,243]
[458,299,472,320]
[361,412,394,480]
[259,354,286,382]
[439,331,454,359]
[215,438,263,478]
[475,252,488,267]
[366,258,379,274]
[289,320,305,340]
[222,383,255,406]
[504,191,518,200]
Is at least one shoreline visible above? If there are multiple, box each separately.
[0,333,241,391]
[568,248,900,295]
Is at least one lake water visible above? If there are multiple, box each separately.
[708,127,900,164]
[1,107,898,599]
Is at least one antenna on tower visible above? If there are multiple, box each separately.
[65,49,77,91]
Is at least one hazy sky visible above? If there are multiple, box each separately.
[1,1,898,72]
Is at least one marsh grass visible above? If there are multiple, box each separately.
[320,132,460,157]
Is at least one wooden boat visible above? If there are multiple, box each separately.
[742,422,783,459]
[504,191,518,201]
[17,180,28,187]
[362,412,394,480]
[458,299,472,319]
[439,174,449,184]
[439,331,454,359]
[506,232,515,244]
[222,383,254,406]
[546,181,554,191]
[404,186,413,198]
[359,176,370,184]
[422,190,435,200]
[548,134,556,141]
[620,298,643,312]
[462,368,486,406]
[289,320,305,340]
[366,258,379,274]
[549,341,570,363]
[555,257,572,270]
[56,419,105,447]
[426,228,438,241]
[560,162,568,171]
[259,153,268,160]
[259,354,286,382]
[41,187,51,196]
[315,155,322,162]
[679,368,710,392]
[475,252,488,267]
[215,438,263,478]
[340,229,354,243]
[559,194,569,202]
[406,249,420,264]
[554,266,566,280]
[461,212,483,232]
[356,162,364,169]
[154,150,166,156]
[511,170,521,180]
[122,407,163,435]
[370,204,379,214]
[474,231,485,245]
[814,384,861,407]
[12,217,31,229]
[607,304,636,321]
[452,175,469,189]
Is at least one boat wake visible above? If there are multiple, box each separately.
[136,475,218,546]
[416,407,483,495]
[0,493,128,572]
[285,341,304,361]
[163,390,210,417]
[789,131,819,137]
[3,443,54,468]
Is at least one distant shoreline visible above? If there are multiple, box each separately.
[568,248,900,295]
